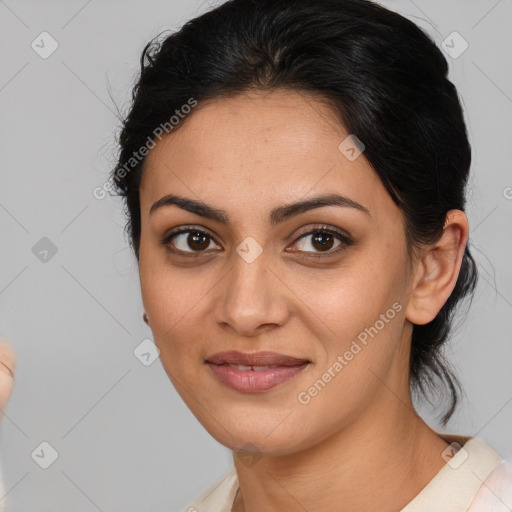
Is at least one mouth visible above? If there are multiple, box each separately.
[205,351,311,392]
[205,350,310,367]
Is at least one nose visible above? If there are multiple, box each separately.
[212,249,290,337]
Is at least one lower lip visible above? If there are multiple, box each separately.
[207,363,309,392]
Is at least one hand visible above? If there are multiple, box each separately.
[0,338,16,417]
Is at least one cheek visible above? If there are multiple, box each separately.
[294,258,394,332]
[139,244,193,321]
[299,254,406,368]
[293,295,406,438]
[138,256,214,366]
[141,276,199,339]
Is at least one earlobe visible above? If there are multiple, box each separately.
[143,312,150,325]
[405,210,468,326]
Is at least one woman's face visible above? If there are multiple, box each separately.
[138,89,419,456]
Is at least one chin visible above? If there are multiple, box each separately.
[203,421,311,458]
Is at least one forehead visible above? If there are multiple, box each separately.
[140,89,397,225]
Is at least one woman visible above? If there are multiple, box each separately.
[109,0,512,509]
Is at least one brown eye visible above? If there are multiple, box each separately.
[287,225,353,257]
[161,224,352,259]
[162,228,220,255]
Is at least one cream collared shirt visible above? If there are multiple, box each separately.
[182,434,512,512]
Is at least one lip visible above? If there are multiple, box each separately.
[205,350,310,367]
[205,351,310,392]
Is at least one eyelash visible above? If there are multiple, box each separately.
[161,224,353,259]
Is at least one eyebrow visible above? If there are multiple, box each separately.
[149,192,371,225]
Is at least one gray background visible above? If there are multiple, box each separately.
[0,0,511,510]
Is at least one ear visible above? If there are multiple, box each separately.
[405,209,469,325]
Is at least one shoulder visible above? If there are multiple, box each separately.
[180,466,238,512]
[467,460,512,511]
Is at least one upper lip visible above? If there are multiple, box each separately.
[205,351,310,367]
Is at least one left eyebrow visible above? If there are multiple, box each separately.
[149,192,371,225]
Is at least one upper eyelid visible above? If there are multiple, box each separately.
[163,225,218,242]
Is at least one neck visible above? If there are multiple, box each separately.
[232,392,449,512]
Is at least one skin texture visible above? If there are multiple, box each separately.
[138,89,469,512]
[0,338,16,418]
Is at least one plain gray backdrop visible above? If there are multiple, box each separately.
[0,0,511,510]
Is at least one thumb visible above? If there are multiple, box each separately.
[0,338,16,413]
